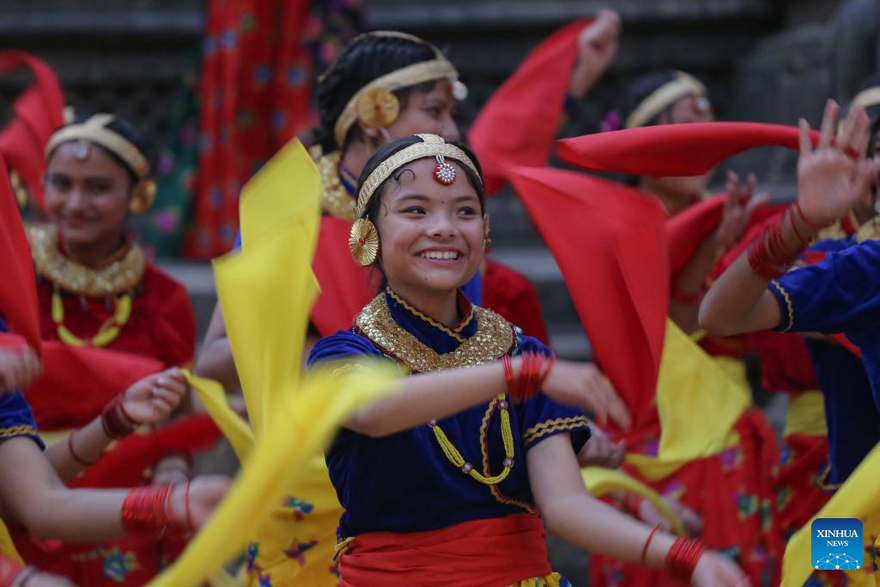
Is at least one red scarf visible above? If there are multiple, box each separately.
[339,513,552,587]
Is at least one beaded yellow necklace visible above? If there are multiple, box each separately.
[51,288,132,347]
[355,291,517,486]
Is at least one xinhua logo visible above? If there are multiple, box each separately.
[811,518,863,570]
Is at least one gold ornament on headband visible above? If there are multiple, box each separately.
[332,33,467,147]
[356,86,401,132]
[356,134,481,217]
[625,71,708,129]
[349,217,380,266]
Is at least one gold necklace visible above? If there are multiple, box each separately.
[856,216,880,242]
[51,288,132,347]
[315,150,356,219]
[28,223,145,297]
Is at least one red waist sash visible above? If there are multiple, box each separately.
[339,513,552,587]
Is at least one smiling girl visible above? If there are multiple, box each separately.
[306,134,748,587]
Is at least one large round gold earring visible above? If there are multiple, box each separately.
[357,87,400,134]
[128,180,157,214]
[349,218,380,266]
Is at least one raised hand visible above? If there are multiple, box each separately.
[691,551,750,586]
[121,367,188,426]
[797,100,876,227]
[570,9,621,98]
[716,171,769,250]
[541,361,632,430]
[0,346,41,393]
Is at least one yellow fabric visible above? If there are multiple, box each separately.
[148,363,397,587]
[625,320,750,481]
[149,139,388,587]
[184,370,254,463]
[581,467,685,536]
[783,390,828,438]
[507,573,567,586]
[0,519,22,566]
[780,441,880,587]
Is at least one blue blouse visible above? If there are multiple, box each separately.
[0,317,44,449]
[769,240,880,410]
[307,291,589,538]
[796,238,880,485]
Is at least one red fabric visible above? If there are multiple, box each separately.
[591,409,782,587]
[506,166,668,432]
[482,259,550,344]
[775,433,832,537]
[186,0,313,259]
[25,343,162,429]
[0,51,65,212]
[468,20,587,196]
[0,157,40,350]
[339,513,552,587]
[310,216,380,336]
[35,263,196,370]
[556,122,817,177]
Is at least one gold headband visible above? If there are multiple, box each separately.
[624,71,708,129]
[852,86,880,112]
[46,114,150,179]
[355,134,482,217]
[332,34,466,148]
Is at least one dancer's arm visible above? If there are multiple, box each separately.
[194,303,240,391]
[0,437,227,541]
[343,358,631,437]
[528,434,746,586]
[701,100,875,336]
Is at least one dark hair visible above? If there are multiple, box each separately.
[356,135,485,281]
[314,34,439,153]
[47,115,153,184]
[618,70,708,129]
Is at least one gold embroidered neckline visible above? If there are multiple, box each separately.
[354,293,514,373]
[856,216,880,242]
[28,223,145,297]
[385,287,474,344]
[316,150,356,220]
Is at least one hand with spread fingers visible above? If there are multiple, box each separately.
[542,361,632,431]
[0,346,41,393]
[716,171,770,251]
[797,100,877,228]
[121,367,189,426]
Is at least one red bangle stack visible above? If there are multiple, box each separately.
[747,211,805,279]
[0,555,23,587]
[665,536,707,582]
[502,352,555,403]
[101,394,136,439]
[120,483,193,538]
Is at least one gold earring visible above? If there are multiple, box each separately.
[357,87,400,134]
[128,180,157,214]
[349,217,380,266]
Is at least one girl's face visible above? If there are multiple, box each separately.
[385,80,460,141]
[44,141,132,251]
[373,157,484,297]
[649,94,716,199]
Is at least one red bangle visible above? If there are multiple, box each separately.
[120,485,190,538]
[0,554,23,587]
[665,537,707,582]
[101,395,135,440]
[184,481,194,530]
[747,215,805,279]
[794,201,822,231]
[68,431,98,466]
[787,209,811,246]
[537,354,555,390]
[640,524,661,567]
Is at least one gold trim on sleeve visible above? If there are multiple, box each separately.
[522,415,591,447]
